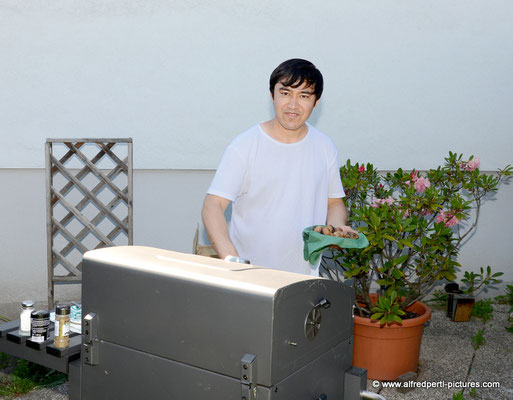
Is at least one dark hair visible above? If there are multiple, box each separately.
[269,58,324,100]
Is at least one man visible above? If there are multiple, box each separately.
[201,58,356,275]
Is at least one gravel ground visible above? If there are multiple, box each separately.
[1,304,512,399]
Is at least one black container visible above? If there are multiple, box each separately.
[445,283,463,318]
[31,310,50,342]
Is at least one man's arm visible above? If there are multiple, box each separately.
[201,194,239,259]
[326,197,358,234]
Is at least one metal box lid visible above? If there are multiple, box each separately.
[82,246,354,387]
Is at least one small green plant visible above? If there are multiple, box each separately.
[0,352,12,369]
[370,290,405,325]
[0,359,67,397]
[472,299,494,323]
[13,359,67,387]
[468,387,477,397]
[495,285,513,333]
[472,329,486,350]
[495,284,513,305]
[461,266,503,295]
[452,390,466,400]
[0,376,34,397]
[426,289,448,309]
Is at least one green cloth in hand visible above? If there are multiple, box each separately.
[303,226,369,265]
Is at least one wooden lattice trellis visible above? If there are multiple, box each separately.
[45,139,133,308]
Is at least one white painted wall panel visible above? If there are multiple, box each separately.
[1,1,512,170]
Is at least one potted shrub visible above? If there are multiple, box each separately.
[322,152,511,380]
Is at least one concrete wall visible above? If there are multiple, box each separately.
[1,0,512,170]
[0,168,511,311]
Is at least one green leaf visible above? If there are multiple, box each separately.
[396,254,408,265]
[392,269,404,279]
[370,212,381,227]
[399,239,413,248]
[377,278,394,286]
[370,313,383,320]
[392,315,403,323]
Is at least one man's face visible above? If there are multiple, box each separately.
[271,81,319,132]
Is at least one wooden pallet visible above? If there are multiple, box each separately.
[45,139,133,308]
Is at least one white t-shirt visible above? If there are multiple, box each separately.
[207,123,345,275]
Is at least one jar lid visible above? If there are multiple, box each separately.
[22,300,35,308]
[31,310,50,319]
[56,304,71,315]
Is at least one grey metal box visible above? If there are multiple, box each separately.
[80,246,355,399]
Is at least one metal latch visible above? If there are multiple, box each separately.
[83,312,99,366]
[315,298,331,309]
[241,353,257,400]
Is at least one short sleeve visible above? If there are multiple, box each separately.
[207,144,248,202]
[328,149,345,198]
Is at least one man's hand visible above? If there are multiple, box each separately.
[326,197,352,229]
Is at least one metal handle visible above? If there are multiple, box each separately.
[224,256,251,264]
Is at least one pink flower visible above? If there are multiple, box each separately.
[358,165,365,173]
[436,210,447,224]
[402,209,411,219]
[436,210,460,227]
[460,156,481,172]
[371,198,384,208]
[445,215,460,227]
[371,196,395,208]
[414,177,431,193]
[410,171,418,181]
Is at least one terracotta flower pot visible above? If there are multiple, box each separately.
[352,294,431,380]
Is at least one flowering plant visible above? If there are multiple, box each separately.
[323,152,511,324]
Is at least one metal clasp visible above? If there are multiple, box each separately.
[241,353,257,399]
[82,313,99,366]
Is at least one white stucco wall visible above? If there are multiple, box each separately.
[1,0,512,170]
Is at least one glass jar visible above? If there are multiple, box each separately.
[31,310,50,342]
[54,304,71,349]
[19,300,35,336]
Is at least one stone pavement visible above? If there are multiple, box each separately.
[365,303,513,400]
[1,303,512,399]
